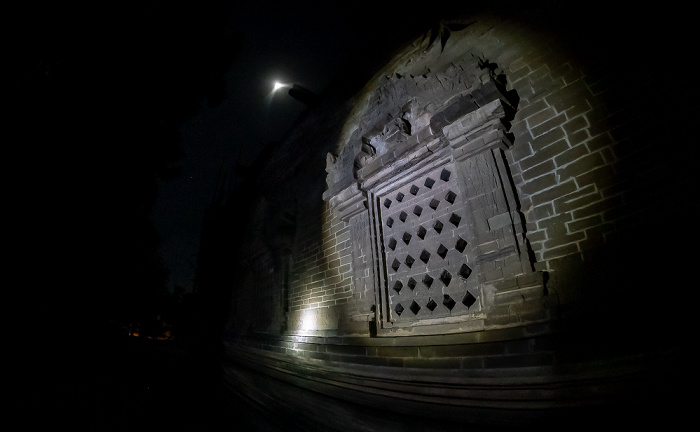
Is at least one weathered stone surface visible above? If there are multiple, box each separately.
[211,5,691,428]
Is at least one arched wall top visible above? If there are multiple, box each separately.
[323,18,520,200]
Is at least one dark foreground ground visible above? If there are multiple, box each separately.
[13,330,282,432]
[12,323,688,432]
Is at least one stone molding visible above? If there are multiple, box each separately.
[324,182,367,222]
[321,57,552,336]
[444,98,513,160]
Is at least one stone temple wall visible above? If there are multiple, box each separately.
[216,4,692,429]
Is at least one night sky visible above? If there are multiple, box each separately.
[11,3,445,424]
[13,0,652,331]
[12,2,448,334]
[147,2,452,295]
[153,2,381,294]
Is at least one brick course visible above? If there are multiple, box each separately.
[286,201,355,332]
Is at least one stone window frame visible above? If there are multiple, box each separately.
[324,60,545,336]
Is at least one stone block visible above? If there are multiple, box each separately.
[556,152,605,181]
[525,229,546,243]
[375,346,420,358]
[525,106,557,130]
[521,159,556,182]
[529,179,577,206]
[519,139,568,171]
[503,338,534,355]
[577,223,614,251]
[421,343,504,358]
[512,301,550,323]
[544,85,583,112]
[325,344,368,356]
[543,232,585,249]
[566,129,589,147]
[519,173,557,196]
[403,357,462,369]
[482,351,555,369]
[532,203,554,220]
[571,195,624,220]
[307,351,332,361]
[541,243,579,260]
[538,213,572,237]
[514,99,549,122]
[474,229,498,245]
[507,64,531,84]
[483,306,517,327]
[566,214,603,233]
[586,132,613,151]
[509,120,532,144]
[494,284,543,306]
[576,165,617,191]
[562,115,589,136]
[553,144,589,167]
[341,354,388,367]
[487,211,513,231]
[551,185,599,214]
[483,267,504,282]
[584,111,613,138]
[530,127,565,151]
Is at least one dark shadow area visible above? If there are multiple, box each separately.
[15,330,286,432]
[10,2,695,430]
[219,351,687,432]
[9,4,246,429]
[10,2,243,331]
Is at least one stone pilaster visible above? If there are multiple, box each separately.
[445,99,534,285]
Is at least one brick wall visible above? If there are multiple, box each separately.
[218,5,691,426]
[507,58,618,262]
[286,189,355,333]
[222,2,693,348]
[477,10,695,313]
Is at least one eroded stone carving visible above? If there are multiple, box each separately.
[325,152,340,187]
[400,98,432,134]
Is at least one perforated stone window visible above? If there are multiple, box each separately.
[380,163,479,324]
[322,60,537,336]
